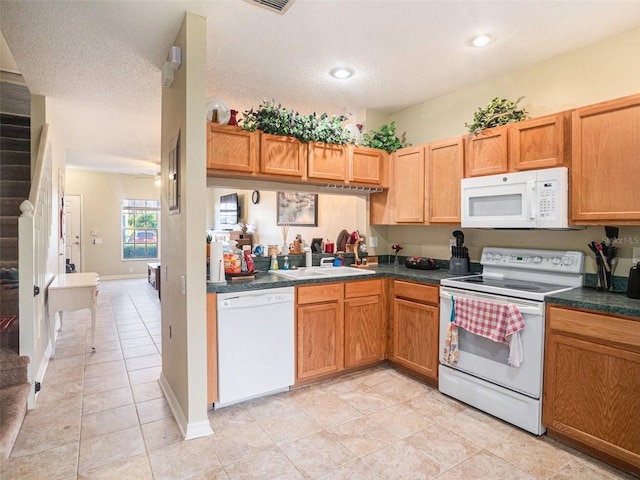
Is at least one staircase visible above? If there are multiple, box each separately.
[0,113,31,353]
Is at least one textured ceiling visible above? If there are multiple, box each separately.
[1,0,640,175]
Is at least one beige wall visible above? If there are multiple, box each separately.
[206,188,367,252]
[64,169,159,276]
[159,12,211,439]
[371,26,640,277]
[391,26,640,146]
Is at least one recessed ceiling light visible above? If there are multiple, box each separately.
[472,35,491,47]
[330,67,354,79]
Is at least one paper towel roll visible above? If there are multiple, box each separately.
[209,241,226,284]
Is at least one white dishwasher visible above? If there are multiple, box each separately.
[215,287,295,408]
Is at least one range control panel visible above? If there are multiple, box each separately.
[481,247,584,275]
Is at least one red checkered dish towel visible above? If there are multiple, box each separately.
[453,297,525,368]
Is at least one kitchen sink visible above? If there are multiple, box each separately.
[269,266,375,280]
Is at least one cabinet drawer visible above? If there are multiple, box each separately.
[345,279,382,299]
[547,306,640,352]
[297,283,343,305]
[394,280,438,305]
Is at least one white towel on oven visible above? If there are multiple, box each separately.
[508,331,523,368]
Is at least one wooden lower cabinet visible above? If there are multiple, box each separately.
[390,281,439,384]
[296,284,344,381]
[543,305,640,475]
[297,301,344,380]
[296,279,385,383]
[344,279,384,368]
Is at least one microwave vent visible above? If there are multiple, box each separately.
[244,0,296,14]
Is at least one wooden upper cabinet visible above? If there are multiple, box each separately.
[571,94,640,224]
[427,136,464,224]
[465,125,508,177]
[260,133,307,177]
[207,123,258,173]
[349,146,387,186]
[393,145,426,223]
[509,113,569,171]
[307,142,347,182]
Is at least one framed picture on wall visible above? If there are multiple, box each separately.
[277,192,318,226]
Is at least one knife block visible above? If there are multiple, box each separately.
[449,257,470,276]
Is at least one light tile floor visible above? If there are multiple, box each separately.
[1,278,635,479]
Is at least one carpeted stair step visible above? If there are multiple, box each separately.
[0,239,17,262]
[0,137,30,152]
[0,199,23,218]
[0,349,30,459]
[0,383,30,459]
[0,123,30,140]
[0,151,30,167]
[0,181,30,199]
[0,165,30,182]
[0,348,28,388]
[0,217,18,238]
[0,113,30,129]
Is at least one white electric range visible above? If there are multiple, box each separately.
[438,247,584,435]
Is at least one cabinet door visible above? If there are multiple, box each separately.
[393,146,426,223]
[392,298,439,380]
[344,295,384,368]
[571,94,640,224]
[427,136,464,224]
[207,124,258,173]
[307,142,347,182]
[543,306,640,474]
[296,302,344,380]
[261,133,307,177]
[206,293,218,404]
[349,146,386,186]
[464,125,508,177]
[509,113,569,171]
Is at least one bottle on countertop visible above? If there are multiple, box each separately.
[270,254,279,270]
[283,256,289,270]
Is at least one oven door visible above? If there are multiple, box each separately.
[439,287,545,398]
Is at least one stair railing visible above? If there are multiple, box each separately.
[18,124,52,409]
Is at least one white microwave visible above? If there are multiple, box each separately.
[461,167,569,229]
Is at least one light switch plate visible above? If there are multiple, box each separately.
[369,237,378,248]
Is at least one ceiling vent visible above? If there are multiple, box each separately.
[244,0,296,15]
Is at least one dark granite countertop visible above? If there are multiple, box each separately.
[206,263,451,293]
[207,260,640,319]
[545,288,640,319]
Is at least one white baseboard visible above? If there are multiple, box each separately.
[159,372,213,440]
[99,274,146,281]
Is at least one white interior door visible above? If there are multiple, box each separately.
[65,194,82,272]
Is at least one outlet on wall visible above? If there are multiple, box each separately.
[369,237,378,248]
[129,267,133,273]
[449,238,456,247]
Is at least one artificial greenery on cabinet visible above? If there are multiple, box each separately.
[360,121,410,153]
[465,97,529,134]
[241,99,351,145]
